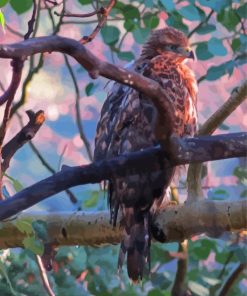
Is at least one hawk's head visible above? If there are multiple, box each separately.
[141,27,195,62]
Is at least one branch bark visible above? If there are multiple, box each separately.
[2,110,45,172]
[0,35,175,138]
[0,200,246,249]
[0,132,246,220]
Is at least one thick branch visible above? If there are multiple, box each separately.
[0,132,245,220]
[0,200,246,249]
[2,110,45,172]
[0,35,175,137]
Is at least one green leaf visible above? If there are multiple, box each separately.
[132,27,150,44]
[188,281,209,296]
[231,38,241,52]
[196,24,216,35]
[32,220,48,241]
[101,25,120,45]
[179,5,202,21]
[208,37,227,56]
[240,189,247,198]
[198,0,231,13]
[0,0,8,8]
[0,261,18,296]
[23,236,44,255]
[202,276,220,286]
[148,289,164,296]
[237,3,247,18]
[196,43,213,60]
[117,51,135,62]
[10,0,33,14]
[0,9,4,30]
[123,5,140,20]
[16,219,33,235]
[78,0,91,5]
[206,61,234,81]
[143,12,159,29]
[233,166,247,183]
[160,0,175,12]
[84,191,99,208]
[85,82,97,96]
[217,9,240,31]
[166,12,188,33]
[4,173,24,192]
[218,123,229,130]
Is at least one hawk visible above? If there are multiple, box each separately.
[94,27,198,281]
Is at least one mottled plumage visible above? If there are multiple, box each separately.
[94,27,198,281]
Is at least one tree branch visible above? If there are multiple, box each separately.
[0,35,175,137]
[0,132,245,220]
[218,263,247,296]
[0,199,246,249]
[187,80,247,203]
[2,110,45,172]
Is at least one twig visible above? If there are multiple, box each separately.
[10,54,44,118]
[35,255,55,296]
[24,0,37,40]
[188,9,214,38]
[0,132,245,220]
[54,9,100,18]
[63,55,93,161]
[218,263,247,296]
[2,110,45,172]
[79,0,116,44]
[5,24,24,38]
[45,0,59,6]
[198,81,247,136]
[171,241,188,296]
[187,80,247,203]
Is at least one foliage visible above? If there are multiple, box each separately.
[0,0,246,295]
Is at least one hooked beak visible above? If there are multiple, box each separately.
[185,47,195,60]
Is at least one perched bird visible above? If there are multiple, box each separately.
[94,27,198,281]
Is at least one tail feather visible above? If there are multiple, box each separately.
[118,208,151,282]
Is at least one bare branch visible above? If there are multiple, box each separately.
[0,199,246,248]
[218,263,247,296]
[24,0,37,40]
[63,54,93,161]
[35,255,55,296]
[171,241,188,296]
[2,110,45,172]
[0,132,245,220]
[79,0,116,44]
[187,80,247,203]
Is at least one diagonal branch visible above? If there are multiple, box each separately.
[187,80,247,203]
[2,110,45,172]
[0,132,245,220]
[24,0,37,40]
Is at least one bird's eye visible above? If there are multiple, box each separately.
[170,45,178,51]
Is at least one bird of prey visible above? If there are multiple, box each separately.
[94,27,198,282]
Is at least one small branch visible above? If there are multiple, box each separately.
[187,80,247,203]
[2,110,45,172]
[45,0,59,5]
[54,9,99,18]
[0,132,245,220]
[0,35,176,135]
[15,112,77,204]
[198,80,247,136]
[171,241,188,296]
[218,263,247,296]
[188,9,214,38]
[0,200,246,248]
[63,55,93,161]
[35,255,55,296]
[24,0,37,40]
[79,0,116,44]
